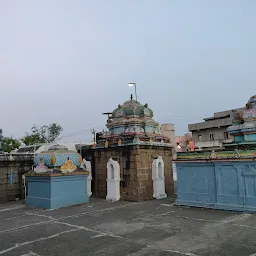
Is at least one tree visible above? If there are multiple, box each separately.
[46,123,63,143]
[1,137,21,153]
[22,123,63,146]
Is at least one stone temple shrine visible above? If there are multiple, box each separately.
[26,144,90,209]
[85,95,174,201]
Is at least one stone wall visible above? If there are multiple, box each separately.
[135,146,173,201]
[92,145,174,201]
[0,156,33,203]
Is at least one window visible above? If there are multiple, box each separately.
[198,135,202,141]
[9,171,18,185]
[210,133,215,141]
[224,132,229,139]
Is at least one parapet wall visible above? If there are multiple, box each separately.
[175,148,256,212]
[176,149,256,161]
[175,160,256,212]
[0,156,33,203]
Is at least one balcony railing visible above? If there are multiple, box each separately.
[195,138,233,149]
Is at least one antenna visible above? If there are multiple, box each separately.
[91,128,96,144]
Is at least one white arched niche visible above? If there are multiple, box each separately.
[106,158,120,201]
[152,156,167,199]
[81,159,92,197]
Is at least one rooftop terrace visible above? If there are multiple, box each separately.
[1,197,256,255]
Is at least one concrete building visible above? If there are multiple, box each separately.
[160,123,175,146]
[188,108,244,150]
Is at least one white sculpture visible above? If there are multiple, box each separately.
[106,158,120,201]
[152,156,167,199]
[125,126,144,134]
[34,157,48,173]
[81,159,92,197]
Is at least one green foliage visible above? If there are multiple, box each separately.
[47,123,63,143]
[1,137,21,153]
[22,123,63,146]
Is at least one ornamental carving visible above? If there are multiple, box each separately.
[210,150,217,159]
[228,95,256,135]
[60,158,77,173]
[125,126,144,134]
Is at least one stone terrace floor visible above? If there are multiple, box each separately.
[1,197,256,256]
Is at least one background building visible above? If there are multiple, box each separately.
[175,134,192,152]
[188,108,244,150]
[0,129,3,152]
[160,123,175,146]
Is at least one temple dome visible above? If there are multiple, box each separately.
[112,97,153,119]
[228,94,256,135]
[243,94,256,122]
[98,94,170,145]
[248,95,256,103]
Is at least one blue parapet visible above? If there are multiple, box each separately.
[26,173,89,209]
[175,161,256,213]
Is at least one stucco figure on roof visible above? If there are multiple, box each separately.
[228,95,256,140]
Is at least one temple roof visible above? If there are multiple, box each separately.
[96,95,171,146]
[112,95,153,119]
[248,95,256,103]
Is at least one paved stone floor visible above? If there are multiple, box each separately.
[1,197,256,256]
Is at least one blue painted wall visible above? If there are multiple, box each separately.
[234,135,244,142]
[176,161,256,212]
[26,174,89,209]
[245,134,256,142]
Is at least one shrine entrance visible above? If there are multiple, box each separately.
[152,156,167,199]
[81,159,92,197]
[106,158,120,201]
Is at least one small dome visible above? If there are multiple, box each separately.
[248,95,256,103]
[242,95,256,122]
[112,98,153,118]
[48,144,68,151]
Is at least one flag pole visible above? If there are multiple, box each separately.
[134,83,137,101]
[129,82,137,101]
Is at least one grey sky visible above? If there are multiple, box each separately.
[0,0,255,142]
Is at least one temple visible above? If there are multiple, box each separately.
[88,95,174,201]
[175,94,256,212]
[24,95,175,208]
[26,144,90,209]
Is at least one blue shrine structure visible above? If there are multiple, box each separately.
[175,95,256,212]
[26,144,89,209]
